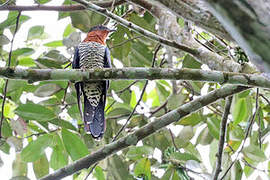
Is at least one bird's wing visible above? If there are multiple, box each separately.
[72,47,83,119]
[104,47,112,90]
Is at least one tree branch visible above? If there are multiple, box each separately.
[212,96,232,180]
[40,85,249,180]
[0,0,126,11]
[0,67,269,88]
[72,0,199,55]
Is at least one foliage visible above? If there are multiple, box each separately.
[0,1,269,180]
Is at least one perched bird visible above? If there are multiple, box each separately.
[72,25,114,139]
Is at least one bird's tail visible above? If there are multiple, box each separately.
[83,96,105,139]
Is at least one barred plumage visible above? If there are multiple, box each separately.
[78,42,106,107]
[73,27,112,139]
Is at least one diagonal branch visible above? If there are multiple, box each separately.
[40,85,249,180]
[72,0,199,55]
[0,67,269,88]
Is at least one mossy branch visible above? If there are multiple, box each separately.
[0,67,269,89]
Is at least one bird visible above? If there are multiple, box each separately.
[72,25,114,139]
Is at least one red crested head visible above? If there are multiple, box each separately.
[83,25,115,45]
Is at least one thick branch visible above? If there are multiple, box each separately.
[0,0,125,11]
[0,67,269,88]
[72,0,199,55]
[40,85,248,180]
[130,0,231,40]
[205,0,270,73]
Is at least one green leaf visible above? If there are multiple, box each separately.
[232,97,249,124]
[148,88,160,107]
[12,153,27,177]
[33,154,49,179]
[49,119,77,131]
[93,166,105,180]
[63,23,76,38]
[61,128,89,161]
[177,112,204,126]
[0,34,10,45]
[126,146,154,161]
[44,40,63,47]
[15,102,56,121]
[34,83,62,97]
[27,25,44,40]
[182,54,201,69]
[231,160,243,180]
[206,116,220,139]
[50,145,68,170]
[13,48,35,57]
[130,91,137,108]
[0,12,30,31]
[242,145,266,162]
[50,134,68,170]
[196,127,213,145]
[70,11,105,32]
[175,126,194,148]
[167,94,186,110]
[170,152,200,162]
[18,57,36,67]
[134,158,151,180]
[36,0,51,4]
[21,134,52,162]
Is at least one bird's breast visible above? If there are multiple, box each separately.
[78,42,106,69]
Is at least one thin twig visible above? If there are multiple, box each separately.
[169,128,179,152]
[112,80,148,141]
[0,11,21,139]
[110,36,143,49]
[112,43,161,141]
[242,158,269,173]
[25,129,59,139]
[107,80,138,96]
[221,89,260,179]
[212,96,233,180]
[0,0,126,11]
[84,163,98,180]
[0,0,13,7]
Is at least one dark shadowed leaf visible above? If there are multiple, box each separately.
[61,128,88,161]
[206,116,220,139]
[70,11,105,32]
[33,154,49,179]
[21,134,52,162]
